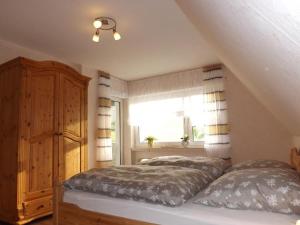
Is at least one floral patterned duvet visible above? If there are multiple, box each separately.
[64,165,212,207]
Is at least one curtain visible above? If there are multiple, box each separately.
[97,72,113,161]
[111,76,128,99]
[128,68,203,97]
[202,67,231,158]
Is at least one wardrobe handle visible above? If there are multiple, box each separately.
[54,132,63,136]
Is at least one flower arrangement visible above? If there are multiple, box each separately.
[145,136,156,148]
[181,134,190,146]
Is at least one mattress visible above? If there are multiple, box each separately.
[64,190,298,225]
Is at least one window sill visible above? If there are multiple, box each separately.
[132,146,204,152]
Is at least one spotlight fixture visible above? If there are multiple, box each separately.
[92,17,121,42]
[92,30,100,42]
[113,28,121,41]
[93,19,102,29]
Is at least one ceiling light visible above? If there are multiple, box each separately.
[93,19,102,29]
[92,17,122,42]
[92,30,100,42]
[113,29,121,41]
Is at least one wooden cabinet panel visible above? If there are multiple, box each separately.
[63,78,82,137]
[30,74,55,137]
[0,63,21,223]
[24,70,57,201]
[59,75,87,182]
[28,137,53,193]
[63,137,81,180]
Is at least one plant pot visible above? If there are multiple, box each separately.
[181,141,189,147]
[148,142,153,148]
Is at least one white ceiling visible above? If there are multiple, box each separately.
[0,0,218,80]
[176,0,300,135]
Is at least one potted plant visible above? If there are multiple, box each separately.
[145,136,156,148]
[181,134,190,146]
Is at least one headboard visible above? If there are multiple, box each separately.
[290,148,300,172]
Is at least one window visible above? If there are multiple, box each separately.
[138,112,184,143]
[129,91,205,147]
[111,97,123,166]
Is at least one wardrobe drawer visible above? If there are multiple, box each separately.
[23,196,53,217]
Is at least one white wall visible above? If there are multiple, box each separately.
[80,66,98,169]
[225,67,292,163]
[0,39,80,71]
[294,137,300,149]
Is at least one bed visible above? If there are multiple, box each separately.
[54,148,300,225]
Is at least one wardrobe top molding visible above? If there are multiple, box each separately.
[0,57,91,83]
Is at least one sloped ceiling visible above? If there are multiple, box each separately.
[176,0,300,135]
[0,0,218,80]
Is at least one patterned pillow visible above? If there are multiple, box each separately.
[226,160,292,173]
[138,156,228,180]
[194,168,300,214]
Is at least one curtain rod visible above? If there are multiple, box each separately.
[202,63,223,72]
[98,70,110,78]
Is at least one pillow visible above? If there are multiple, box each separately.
[226,160,292,173]
[194,168,300,214]
[138,156,228,180]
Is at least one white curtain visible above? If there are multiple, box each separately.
[97,72,113,161]
[128,68,203,97]
[202,68,231,158]
[111,76,128,99]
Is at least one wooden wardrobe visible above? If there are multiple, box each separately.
[0,57,90,224]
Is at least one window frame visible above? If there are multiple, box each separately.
[133,115,204,148]
[111,96,124,165]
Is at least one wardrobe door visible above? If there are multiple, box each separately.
[23,69,59,202]
[58,73,87,182]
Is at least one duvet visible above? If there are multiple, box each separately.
[64,165,212,207]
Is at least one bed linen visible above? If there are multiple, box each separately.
[194,168,300,214]
[63,190,298,225]
[64,165,212,207]
[138,156,227,180]
[226,159,292,172]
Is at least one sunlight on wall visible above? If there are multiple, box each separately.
[294,136,300,148]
